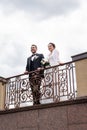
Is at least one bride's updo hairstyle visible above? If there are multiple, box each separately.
[48,42,56,49]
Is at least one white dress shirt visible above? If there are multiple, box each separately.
[31,53,38,61]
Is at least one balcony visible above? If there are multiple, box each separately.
[1,62,77,109]
[0,52,87,130]
[0,52,87,110]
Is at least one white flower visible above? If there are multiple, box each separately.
[41,58,50,67]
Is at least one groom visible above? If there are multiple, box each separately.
[25,44,44,105]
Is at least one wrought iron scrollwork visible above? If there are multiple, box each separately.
[5,62,77,109]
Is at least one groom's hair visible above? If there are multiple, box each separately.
[31,44,37,49]
[49,42,56,48]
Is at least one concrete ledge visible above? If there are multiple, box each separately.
[71,52,87,61]
[0,96,87,115]
[0,77,7,84]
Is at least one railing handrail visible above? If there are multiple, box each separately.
[4,60,77,109]
[6,60,74,80]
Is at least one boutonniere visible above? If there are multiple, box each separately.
[33,55,39,60]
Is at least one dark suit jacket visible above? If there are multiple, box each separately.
[26,53,44,78]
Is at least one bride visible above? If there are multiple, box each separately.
[47,42,61,66]
[42,43,62,104]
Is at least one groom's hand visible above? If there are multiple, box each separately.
[37,67,44,71]
[37,67,42,71]
[24,71,29,74]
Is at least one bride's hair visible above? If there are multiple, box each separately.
[49,42,56,48]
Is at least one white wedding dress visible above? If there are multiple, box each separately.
[48,49,60,66]
[41,49,60,104]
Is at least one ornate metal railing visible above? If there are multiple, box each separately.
[5,61,77,109]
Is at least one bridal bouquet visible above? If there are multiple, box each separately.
[41,58,50,68]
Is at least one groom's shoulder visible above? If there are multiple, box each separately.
[37,53,44,56]
[27,56,31,60]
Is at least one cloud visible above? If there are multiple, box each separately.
[0,0,80,19]
[0,0,87,78]
[0,42,29,78]
[0,42,26,69]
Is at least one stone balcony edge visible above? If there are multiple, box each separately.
[71,52,87,61]
[0,96,87,115]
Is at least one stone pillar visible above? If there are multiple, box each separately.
[71,52,87,97]
[0,77,7,110]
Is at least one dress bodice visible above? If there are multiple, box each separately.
[48,49,60,66]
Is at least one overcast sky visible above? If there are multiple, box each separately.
[0,0,87,78]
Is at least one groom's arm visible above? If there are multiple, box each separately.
[41,54,44,59]
[24,58,29,74]
[37,54,44,70]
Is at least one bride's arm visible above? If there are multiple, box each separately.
[53,49,63,65]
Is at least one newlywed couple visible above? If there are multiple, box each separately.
[25,43,61,105]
